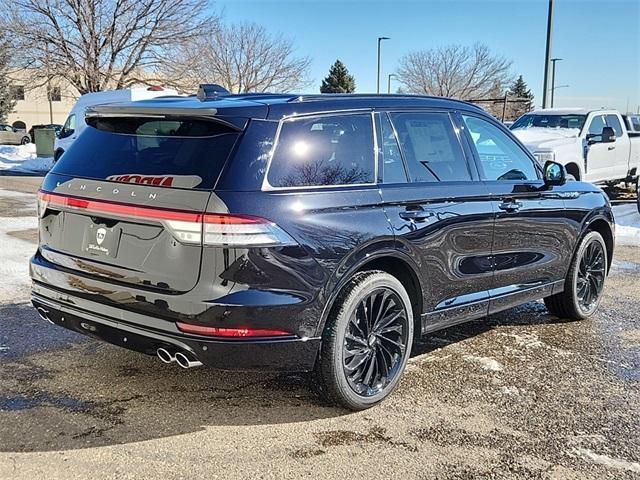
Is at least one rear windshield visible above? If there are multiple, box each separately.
[50,117,241,189]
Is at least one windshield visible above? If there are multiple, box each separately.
[511,114,587,131]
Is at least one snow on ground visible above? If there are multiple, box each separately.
[570,447,640,474]
[0,144,53,173]
[0,189,37,303]
[612,203,640,247]
[464,355,503,371]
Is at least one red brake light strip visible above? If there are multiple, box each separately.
[38,190,267,225]
[176,322,292,338]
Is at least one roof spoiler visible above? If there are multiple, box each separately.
[85,104,247,131]
[86,104,217,118]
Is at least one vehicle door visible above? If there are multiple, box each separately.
[0,125,13,144]
[378,111,495,333]
[605,114,631,178]
[459,113,570,314]
[583,114,612,182]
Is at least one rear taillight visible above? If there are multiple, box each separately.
[38,190,296,247]
[176,322,292,338]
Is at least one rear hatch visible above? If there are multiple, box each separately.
[37,110,244,293]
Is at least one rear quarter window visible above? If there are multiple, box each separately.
[267,114,375,188]
[50,117,241,189]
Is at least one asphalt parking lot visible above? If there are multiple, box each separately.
[0,177,638,479]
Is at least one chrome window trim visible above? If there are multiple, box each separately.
[261,111,378,192]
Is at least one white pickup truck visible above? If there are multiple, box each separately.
[510,109,640,209]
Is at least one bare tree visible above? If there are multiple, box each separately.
[0,32,16,122]
[2,0,216,94]
[396,43,513,100]
[163,22,310,93]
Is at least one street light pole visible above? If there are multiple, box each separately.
[387,73,396,94]
[550,58,562,108]
[542,0,555,108]
[377,37,390,94]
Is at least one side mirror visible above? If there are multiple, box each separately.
[587,126,616,145]
[601,126,616,143]
[543,160,566,186]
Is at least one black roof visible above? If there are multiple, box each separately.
[85,92,485,121]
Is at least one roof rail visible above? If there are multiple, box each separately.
[286,93,477,104]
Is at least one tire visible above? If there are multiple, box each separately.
[544,231,608,320]
[314,270,414,410]
[21,136,30,145]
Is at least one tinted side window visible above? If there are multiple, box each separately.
[377,113,407,183]
[605,115,623,137]
[462,115,538,181]
[390,112,471,182]
[588,115,606,136]
[268,114,374,188]
[632,116,640,131]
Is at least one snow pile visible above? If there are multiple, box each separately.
[511,126,580,142]
[0,189,38,303]
[612,203,640,246]
[0,144,53,173]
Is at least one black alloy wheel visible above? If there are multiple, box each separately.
[544,231,608,320]
[343,288,409,397]
[315,270,414,410]
[575,238,606,313]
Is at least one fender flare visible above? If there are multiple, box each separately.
[314,239,423,337]
[572,209,615,272]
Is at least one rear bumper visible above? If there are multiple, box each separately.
[31,291,321,372]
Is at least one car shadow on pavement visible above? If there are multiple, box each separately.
[0,299,564,453]
[0,302,347,453]
[411,300,571,358]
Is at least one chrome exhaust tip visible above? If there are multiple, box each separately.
[175,351,203,369]
[156,347,176,364]
[36,306,55,325]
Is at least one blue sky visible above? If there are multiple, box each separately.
[216,0,639,112]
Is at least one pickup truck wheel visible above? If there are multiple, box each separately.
[544,231,607,320]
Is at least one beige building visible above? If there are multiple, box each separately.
[7,71,78,129]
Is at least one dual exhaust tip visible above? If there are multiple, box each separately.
[157,347,202,369]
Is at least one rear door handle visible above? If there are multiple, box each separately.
[399,208,434,222]
[498,200,523,213]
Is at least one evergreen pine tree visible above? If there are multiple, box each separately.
[320,60,356,93]
[508,75,533,101]
[0,35,16,123]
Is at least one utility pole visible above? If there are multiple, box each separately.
[377,37,390,94]
[541,0,555,108]
[45,43,53,123]
[550,58,562,108]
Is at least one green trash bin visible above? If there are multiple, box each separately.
[34,128,55,158]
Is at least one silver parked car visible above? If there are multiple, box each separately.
[0,124,31,145]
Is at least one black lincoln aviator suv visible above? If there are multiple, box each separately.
[31,89,614,410]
